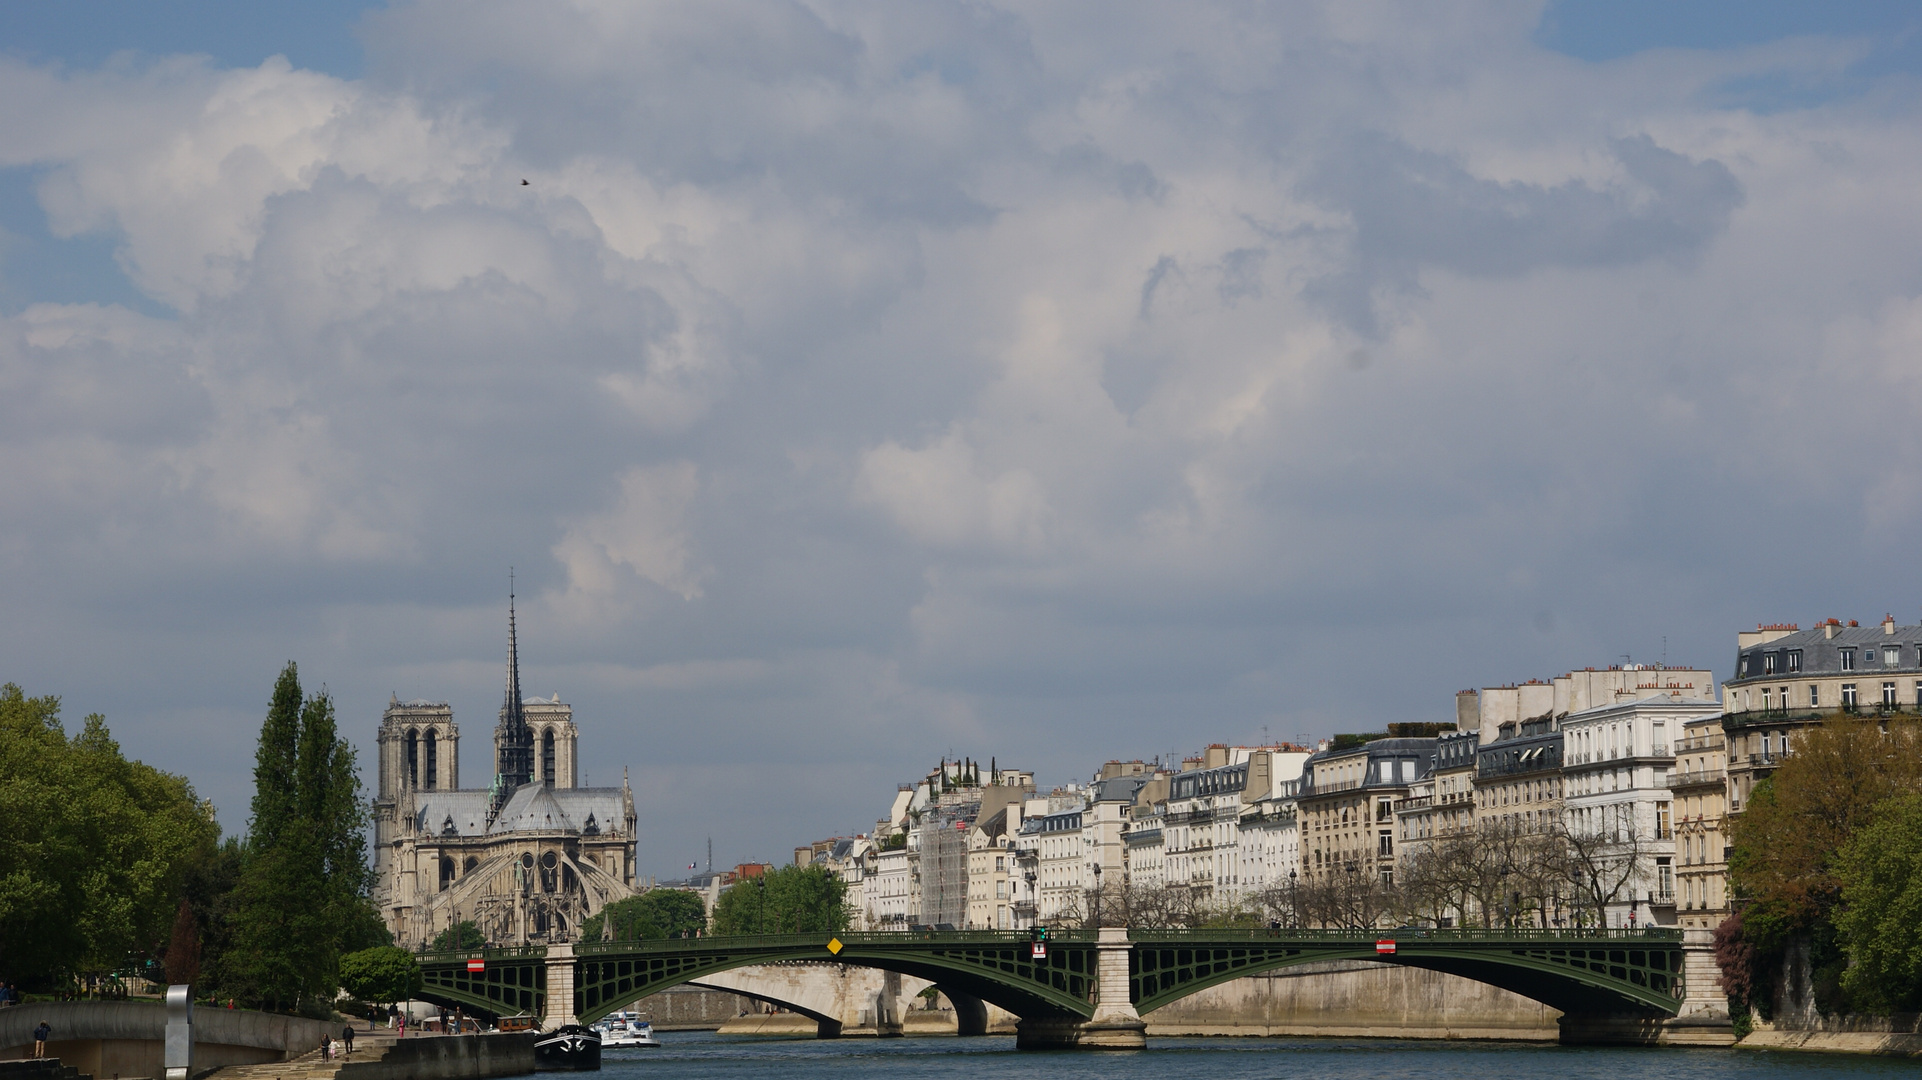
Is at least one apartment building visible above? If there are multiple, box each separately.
[1300,738,1439,885]
[1562,694,1719,926]
[1672,712,1728,932]
[1723,616,1922,813]
[1475,716,1564,834]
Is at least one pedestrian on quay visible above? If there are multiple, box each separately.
[33,1020,51,1057]
[320,1033,332,1061]
[342,1025,355,1056]
[397,1011,407,1038]
[388,1002,399,1029]
[454,1007,465,1034]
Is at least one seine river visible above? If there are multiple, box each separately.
[601,1032,1911,1079]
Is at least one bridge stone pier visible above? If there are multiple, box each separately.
[1015,928,1145,1050]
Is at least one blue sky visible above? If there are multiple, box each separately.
[5,1,1922,875]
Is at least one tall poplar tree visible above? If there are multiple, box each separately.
[229,664,384,1012]
[229,664,309,1009]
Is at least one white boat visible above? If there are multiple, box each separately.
[592,1012,662,1049]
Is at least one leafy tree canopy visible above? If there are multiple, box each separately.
[581,890,707,942]
[0,683,218,981]
[431,921,485,952]
[339,946,421,1005]
[1835,793,1922,1013]
[712,865,848,935]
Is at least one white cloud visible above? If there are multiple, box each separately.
[5,1,1922,871]
[553,462,710,604]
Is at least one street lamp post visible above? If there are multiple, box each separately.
[1288,869,1298,929]
[1091,862,1104,927]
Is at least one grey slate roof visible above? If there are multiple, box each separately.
[415,784,626,838]
[1734,623,1922,683]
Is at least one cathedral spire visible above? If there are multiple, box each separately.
[490,573,536,821]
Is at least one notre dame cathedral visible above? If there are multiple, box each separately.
[372,596,639,947]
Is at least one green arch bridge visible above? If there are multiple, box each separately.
[417,927,1688,1049]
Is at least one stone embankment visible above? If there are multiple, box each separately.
[203,1032,537,1080]
[0,1002,339,1077]
[1739,1016,1922,1056]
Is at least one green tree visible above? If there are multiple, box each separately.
[712,865,848,935]
[430,921,485,952]
[1720,718,1922,1016]
[338,946,421,1005]
[0,684,218,983]
[1835,793,1922,1012]
[228,665,384,1011]
[581,890,707,942]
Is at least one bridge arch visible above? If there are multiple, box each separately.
[1128,931,1682,1017]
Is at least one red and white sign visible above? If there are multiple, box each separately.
[1375,939,1397,955]
[1031,943,1047,960]
[467,959,486,972]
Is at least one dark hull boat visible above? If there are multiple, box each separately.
[535,1025,601,1071]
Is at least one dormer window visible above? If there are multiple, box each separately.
[1739,655,1750,677]
[1762,653,1777,675]
[441,814,457,837]
[1841,649,1856,671]
[1787,650,1802,672]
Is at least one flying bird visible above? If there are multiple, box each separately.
[521,179,530,186]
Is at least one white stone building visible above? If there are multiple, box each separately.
[1561,694,1720,927]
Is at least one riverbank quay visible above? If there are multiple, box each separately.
[1737,1015,1922,1057]
[201,1031,537,1080]
[0,1001,338,1077]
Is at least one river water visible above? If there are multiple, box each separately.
[600,1032,1911,1080]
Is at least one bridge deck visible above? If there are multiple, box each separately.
[417,927,1684,1028]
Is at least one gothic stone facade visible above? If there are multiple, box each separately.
[372,605,638,948]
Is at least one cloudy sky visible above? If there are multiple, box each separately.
[5,1,1922,876]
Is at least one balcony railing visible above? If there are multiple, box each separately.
[1668,768,1726,788]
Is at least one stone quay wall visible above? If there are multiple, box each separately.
[0,1001,340,1078]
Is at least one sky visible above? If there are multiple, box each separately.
[5,1,1922,878]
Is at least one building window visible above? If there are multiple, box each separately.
[1761,688,1772,712]
[1885,682,1898,707]
[1657,860,1673,901]
[1762,652,1777,675]
[1888,647,1901,667]
[1810,684,1820,708]
[1842,649,1856,671]
[1787,650,1802,672]
[1738,655,1750,677]
[1842,683,1858,709]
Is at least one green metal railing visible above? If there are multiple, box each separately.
[1129,926,1682,943]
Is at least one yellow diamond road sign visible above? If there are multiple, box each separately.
[826,937,844,955]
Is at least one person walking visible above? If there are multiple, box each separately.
[320,1033,332,1061]
[396,1011,406,1039]
[342,1024,355,1056]
[33,1020,51,1057]
[387,1002,399,1029]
